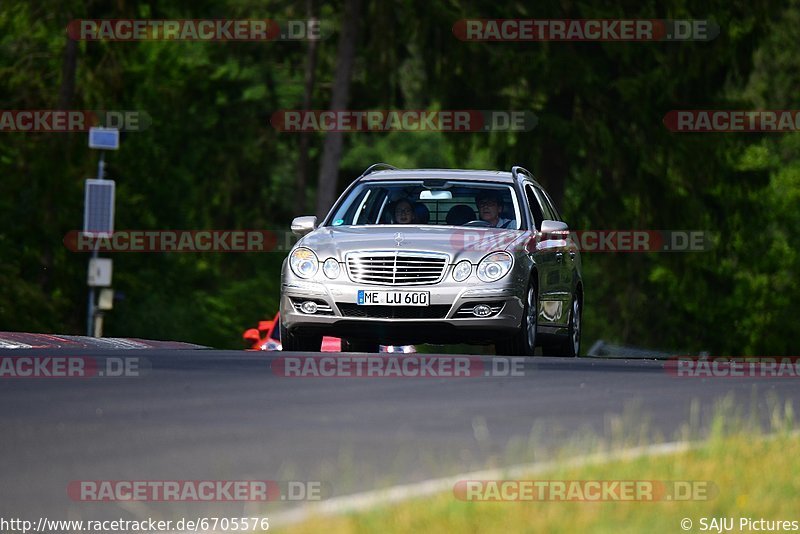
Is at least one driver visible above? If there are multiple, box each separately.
[476,191,512,228]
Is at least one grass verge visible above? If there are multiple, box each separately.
[278,415,798,533]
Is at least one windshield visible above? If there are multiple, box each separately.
[326,180,522,229]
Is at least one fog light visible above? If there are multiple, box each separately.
[473,304,492,317]
[300,301,319,314]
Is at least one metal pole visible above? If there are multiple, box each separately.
[97,151,106,180]
[86,152,106,337]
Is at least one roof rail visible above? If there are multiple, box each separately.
[511,165,534,181]
[362,162,398,176]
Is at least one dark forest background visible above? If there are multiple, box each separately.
[1,0,798,352]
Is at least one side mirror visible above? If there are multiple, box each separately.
[540,220,569,239]
[291,216,317,236]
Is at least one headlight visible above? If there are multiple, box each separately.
[452,260,472,282]
[323,258,341,279]
[289,247,319,279]
[477,252,513,282]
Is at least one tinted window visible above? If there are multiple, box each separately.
[326,180,522,229]
[534,187,556,221]
[540,188,562,221]
[524,184,545,230]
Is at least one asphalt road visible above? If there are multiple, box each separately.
[1,348,797,525]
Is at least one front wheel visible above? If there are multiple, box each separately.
[280,323,322,352]
[495,282,537,356]
[543,294,581,357]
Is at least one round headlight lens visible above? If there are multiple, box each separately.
[477,252,513,282]
[290,247,319,279]
[452,260,472,282]
[323,258,341,279]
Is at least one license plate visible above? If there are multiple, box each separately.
[357,290,430,306]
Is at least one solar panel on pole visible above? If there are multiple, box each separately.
[83,179,115,236]
[88,127,120,150]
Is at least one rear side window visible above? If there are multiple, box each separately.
[540,188,562,221]
[524,184,545,230]
[533,187,557,221]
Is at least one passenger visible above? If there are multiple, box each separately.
[393,198,417,224]
[476,191,512,228]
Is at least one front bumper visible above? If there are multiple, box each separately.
[280,275,526,345]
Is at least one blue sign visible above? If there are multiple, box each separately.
[88,127,120,150]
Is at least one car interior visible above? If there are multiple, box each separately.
[334,183,519,227]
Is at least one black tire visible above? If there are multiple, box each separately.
[280,323,322,352]
[343,338,381,353]
[495,281,537,356]
[543,293,581,357]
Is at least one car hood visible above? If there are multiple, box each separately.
[297,226,527,262]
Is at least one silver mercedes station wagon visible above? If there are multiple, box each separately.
[280,164,583,356]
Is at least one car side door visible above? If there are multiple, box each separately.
[523,183,561,327]
[532,186,571,326]
[538,187,577,307]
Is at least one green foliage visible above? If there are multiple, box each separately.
[0,0,797,353]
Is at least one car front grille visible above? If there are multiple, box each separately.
[345,251,448,286]
[337,304,451,319]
